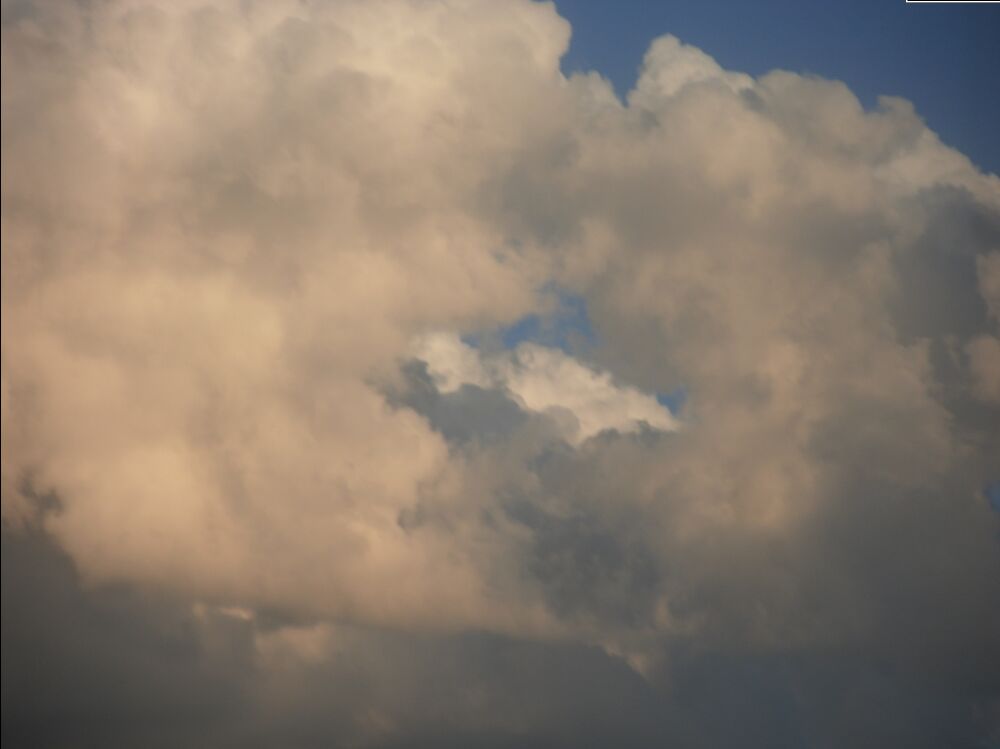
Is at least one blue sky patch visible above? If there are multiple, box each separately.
[464,288,598,354]
[985,483,1000,514]
[656,388,687,416]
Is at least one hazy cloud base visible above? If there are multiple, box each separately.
[2,0,999,746]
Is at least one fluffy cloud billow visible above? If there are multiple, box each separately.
[2,1,999,746]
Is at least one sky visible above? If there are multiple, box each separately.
[2,1,1000,747]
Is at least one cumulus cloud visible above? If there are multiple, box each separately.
[628,34,752,107]
[2,0,999,746]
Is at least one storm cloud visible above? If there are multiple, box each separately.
[2,0,999,746]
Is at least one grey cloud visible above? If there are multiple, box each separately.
[2,530,254,748]
[386,360,536,447]
[5,525,998,748]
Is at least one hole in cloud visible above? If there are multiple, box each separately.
[462,287,597,354]
[656,388,687,416]
[985,483,1000,514]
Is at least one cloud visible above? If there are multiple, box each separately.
[2,0,999,745]
[968,253,1000,403]
[411,331,677,442]
[629,34,752,106]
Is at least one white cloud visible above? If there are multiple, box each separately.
[629,34,752,108]
[412,331,678,442]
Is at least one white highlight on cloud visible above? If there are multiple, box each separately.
[629,34,752,108]
[412,331,678,442]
